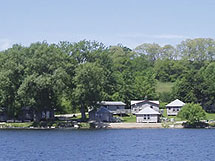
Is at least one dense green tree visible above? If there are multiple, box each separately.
[0,45,27,118]
[177,38,215,61]
[199,62,215,112]
[178,103,206,125]
[135,43,161,61]
[72,62,106,120]
[17,42,75,118]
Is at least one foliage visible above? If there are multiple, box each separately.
[1,38,215,120]
[178,103,206,125]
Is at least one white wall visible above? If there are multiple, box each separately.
[136,114,159,123]
[167,107,181,116]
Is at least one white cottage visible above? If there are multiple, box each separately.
[99,101,127,114]
[166,99,185,116]
[136,107,160,123]
[131,100,160,114]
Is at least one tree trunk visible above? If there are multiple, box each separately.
[80,104,86,121]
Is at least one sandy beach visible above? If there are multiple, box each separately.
[107,123,163,129]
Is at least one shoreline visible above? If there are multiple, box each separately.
[0,122,182,130]
[1,122,214,130]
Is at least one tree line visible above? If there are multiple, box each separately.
[1,38,215,120]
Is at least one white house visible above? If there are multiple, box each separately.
[131,100,160,114]
[166,99,185,116]
[99,101,128,114]
[136,106,160,123]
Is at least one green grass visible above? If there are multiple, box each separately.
[79,122,90,128]
[2,122,33,128]
[162,109,215,121]
[206,112,215,120]
[162,109,182,121]
[156,81,174,93]
[119,115,136,123]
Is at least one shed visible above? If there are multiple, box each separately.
[99,101,128,114]
[166,99,185,116]
[89,107,114,122]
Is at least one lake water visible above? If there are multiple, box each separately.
[0,129,215,161]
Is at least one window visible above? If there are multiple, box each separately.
[173,108,175,111]
[144,115,146,119]
[177,108,180,111]
[147,115,150,119]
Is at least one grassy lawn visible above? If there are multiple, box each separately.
[162,108,215,121]
[1,122,33,128]
[119,115,136,123]
[206,112,215,120]
[156,81,174,93]
[162,109,182,121]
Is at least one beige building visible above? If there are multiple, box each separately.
[136,106,160,123]
[99,101,128,115]
[166,99,185,116]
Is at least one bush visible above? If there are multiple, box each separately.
[178,103,206,126]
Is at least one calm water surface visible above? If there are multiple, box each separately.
[0,129,214,161]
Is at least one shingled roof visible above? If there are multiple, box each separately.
[136,106,160,115]
[166,99,185,107]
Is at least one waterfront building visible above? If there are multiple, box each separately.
[166,99,185,116]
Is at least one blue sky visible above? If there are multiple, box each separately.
[0,0,215,50]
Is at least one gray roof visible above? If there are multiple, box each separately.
[166,99,185,107]
[100,101,126,106]
[136,107,160,115]
[131,100,159,105]
[97,107,111,114]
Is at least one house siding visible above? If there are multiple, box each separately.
[136,114,159,123]
[89,108,114,122]
[167,107,182,116]
[131,102,159,114]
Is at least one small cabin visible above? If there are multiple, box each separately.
[99,101,127,114]
[89,107,114,122]
[136,106,160,123]
[166,99,185,116]
[131,100,160,114]
[21,107,55,121]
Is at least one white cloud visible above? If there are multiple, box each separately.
[0,39,12,51]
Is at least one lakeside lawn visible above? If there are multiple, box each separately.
[162,108,215,121]
[162,109,182,121]
[119,115,136,123]
[206,112,215,120]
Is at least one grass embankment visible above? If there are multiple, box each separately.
[0,122,33,128]
[156,81,174,93]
